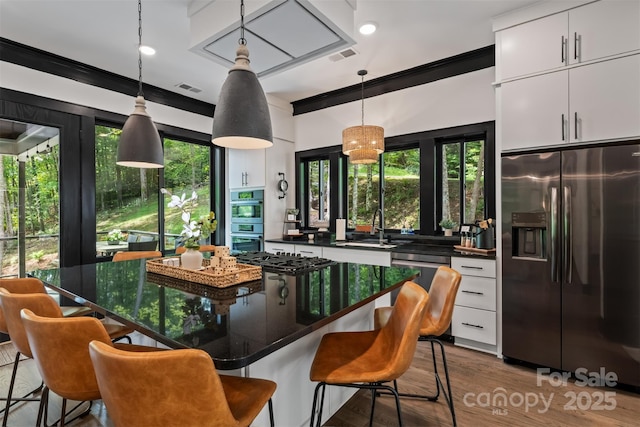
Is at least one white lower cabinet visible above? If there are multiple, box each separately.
[264,242,295,254]
[322,247,391,267]
[451,257,497,354]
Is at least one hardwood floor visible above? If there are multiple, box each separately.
[1,341,637,426]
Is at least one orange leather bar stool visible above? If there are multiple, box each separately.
[112,250,162,261]
[175,244,216,254]
[309,281,429,427]
[21,308,161,427]
[0,278,92,418]
[89,341,277,427]
[0,289,134,427]
[0,277,93,320]
[374,266,462,426]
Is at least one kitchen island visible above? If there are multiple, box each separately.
[30,259,418,426]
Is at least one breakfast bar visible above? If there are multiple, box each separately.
[30,258,418,426]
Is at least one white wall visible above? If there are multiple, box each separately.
[293,67,496,151]
[1,61,213,133]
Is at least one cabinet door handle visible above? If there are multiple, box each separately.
[460,265,483,270]
[574,112,578,140]
[561,114,566,141]
[574,32,579,61]
[561,35,566,64]
[245,172,248,186]
[462,322,484,329]
[461,290,484,295]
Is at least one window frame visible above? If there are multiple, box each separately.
[296,121,495,235]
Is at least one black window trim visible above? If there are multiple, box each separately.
[295,121,495,235]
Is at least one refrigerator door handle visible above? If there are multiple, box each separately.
[550,187,559,282]
[563,186,572,284]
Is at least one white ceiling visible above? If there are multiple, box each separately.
[0,0,539,106]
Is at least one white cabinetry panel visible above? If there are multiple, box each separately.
[499,11,567,80]
[501,70,569,151]
[568,0,640,64]
[228,148,266,188]
[452,306,497,345]
[569,54,640,142]
[264,242,294,253]
[451,256,497,353]
[322,247,391,267]
[499,0,640,80]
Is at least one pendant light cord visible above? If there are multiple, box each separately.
[360,74,365,127]
[137,0,144,97]
[239,0,247,46]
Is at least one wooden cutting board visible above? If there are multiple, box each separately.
[454,245,496,255]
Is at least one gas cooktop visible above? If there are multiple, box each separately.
[235,251,335,274]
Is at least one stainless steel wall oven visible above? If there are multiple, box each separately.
[230,190,264,252]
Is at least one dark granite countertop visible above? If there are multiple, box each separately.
[30,260,418,369]
[266,234,496,260]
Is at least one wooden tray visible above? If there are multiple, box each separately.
[454,245,496,255]
[146,258,262,288]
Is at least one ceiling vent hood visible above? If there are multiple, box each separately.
[188,0,356,78]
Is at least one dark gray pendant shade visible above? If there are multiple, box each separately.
[117,96,164,168]
[212,44,273,149]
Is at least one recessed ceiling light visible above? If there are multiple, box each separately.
[359,22,377,35]
[139,45,156,56]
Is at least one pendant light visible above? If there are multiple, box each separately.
[342,70,384,164]
[212,0,273,149]
[117,0,164,168]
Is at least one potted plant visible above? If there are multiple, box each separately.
[438,218,456,236]
[106,229,126,244]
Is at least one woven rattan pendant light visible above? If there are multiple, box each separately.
[342,70,384,164]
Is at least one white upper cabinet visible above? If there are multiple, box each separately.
[498,0,640,81]
[501,54,640,151]
[568,0,640,65]
[499,12,568,80]
[569,54,640,142]
[501,71,569,150]
[228,148,266,189]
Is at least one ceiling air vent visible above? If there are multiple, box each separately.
[189,0,355,78]
[175,82,203,94]
[328,48,358,62]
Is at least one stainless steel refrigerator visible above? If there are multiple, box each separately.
[502,143,640,387]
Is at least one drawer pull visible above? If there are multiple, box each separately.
[462,322,484,329]
[460,265,483,270]
[299,251,314,254]
[461,290,484,295]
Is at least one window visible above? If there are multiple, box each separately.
[296,122,494,236]
[307,159,331,228]
[0,121,60,276]
[438,138,486,228]
[382,148,420,230]
[95,125,159,256]
[162,138,211,251]
[347,162,379,228]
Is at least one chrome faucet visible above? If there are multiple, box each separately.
[370,208,385,245]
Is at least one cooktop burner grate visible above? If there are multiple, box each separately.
[236,251,335,274]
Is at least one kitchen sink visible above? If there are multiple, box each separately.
[335,242,397,249]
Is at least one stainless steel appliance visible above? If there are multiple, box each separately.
[231,189,264,223]
[236,251,335,274]
[230,190,264,252]
[502,143,640,387]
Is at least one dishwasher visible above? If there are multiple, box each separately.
[390,251,450,290]
[391,250,453,340]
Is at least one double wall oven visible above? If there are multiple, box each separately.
[230,189,264,253]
